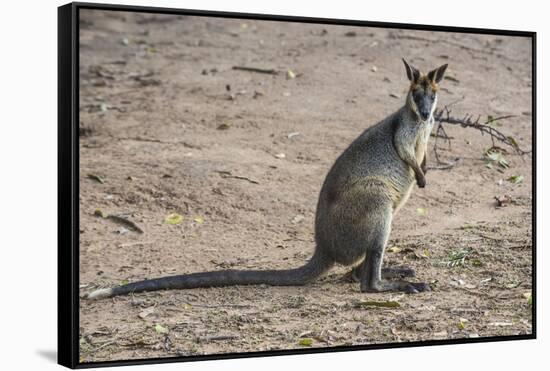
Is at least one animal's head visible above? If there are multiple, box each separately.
[402,59,448,121]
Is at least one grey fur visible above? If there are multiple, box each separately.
[87,59,447,300]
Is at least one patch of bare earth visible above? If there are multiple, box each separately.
[78,11,533,363]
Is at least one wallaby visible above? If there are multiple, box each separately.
[88,59,448,300]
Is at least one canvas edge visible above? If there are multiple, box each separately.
[58,3,79,369]
[57,2,537,369]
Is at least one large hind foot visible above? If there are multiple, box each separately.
[361,279,431,294]
[351,199,430,294]
[347,264,415,282]
[361,249,429,294]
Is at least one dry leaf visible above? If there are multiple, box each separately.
[165,213,183,225]
[154,324,169,334]
[299,338,313,346]
[508,175,524,184]
[94,209,106,218]
[87,173,105,184]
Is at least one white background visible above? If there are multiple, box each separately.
[0,0,545,370]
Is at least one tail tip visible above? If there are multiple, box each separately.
[87,288,114,300]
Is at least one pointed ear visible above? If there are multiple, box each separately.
[402,58,420,83]
[427,64,448,83]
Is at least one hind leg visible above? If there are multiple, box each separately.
[359,208,430,294]
[361,250,430,293]
[349,264,415,282]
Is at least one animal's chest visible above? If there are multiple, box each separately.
[414,119,434,162]
[393,119,434,214]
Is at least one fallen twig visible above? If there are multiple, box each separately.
[475,232,503,241]
[118,241,153,248]
[430,133,455,140]
[187,303,252,309]
[110,135,202,149]
[215,170,259,184]
[197,335,239,343]
[232,66,279,75]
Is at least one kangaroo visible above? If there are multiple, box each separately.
[88,59,448,300]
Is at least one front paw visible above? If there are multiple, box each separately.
[416,177,426,188]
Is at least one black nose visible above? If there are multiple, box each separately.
[419,110,430,120]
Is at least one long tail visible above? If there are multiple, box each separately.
[87,249,332,300]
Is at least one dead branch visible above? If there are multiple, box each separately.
[431,105,531,166]
[432,120,453,165]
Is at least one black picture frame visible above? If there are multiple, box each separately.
[58,2,536,369]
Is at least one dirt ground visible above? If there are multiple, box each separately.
[78,10,533,363]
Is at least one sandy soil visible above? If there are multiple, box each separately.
[78,10,533,363]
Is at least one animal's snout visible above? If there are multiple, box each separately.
[419,109,430,120]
